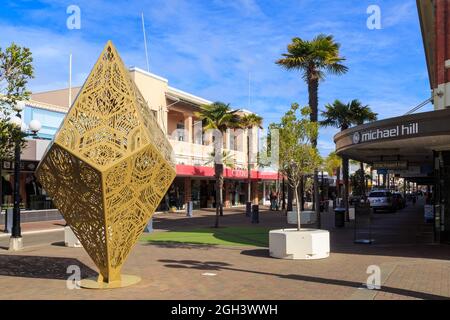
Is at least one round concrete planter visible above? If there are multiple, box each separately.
[287,210,316,225]
[269,228,330,260]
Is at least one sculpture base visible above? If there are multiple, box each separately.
[80,274,141,289]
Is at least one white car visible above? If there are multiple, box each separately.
[368,190,395,213]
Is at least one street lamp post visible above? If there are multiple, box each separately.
[9,101,41,251]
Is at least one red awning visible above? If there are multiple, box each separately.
[175,164,278,180]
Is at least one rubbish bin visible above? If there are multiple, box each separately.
[251,204,259,224]
[334,208,345,228]
[246,202,252,217]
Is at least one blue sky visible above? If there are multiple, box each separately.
[0,0,431,155]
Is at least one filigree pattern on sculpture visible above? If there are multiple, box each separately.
[36,41,176,284]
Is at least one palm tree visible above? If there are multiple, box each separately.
[276,34,348,226]
[240,114,263,213]
[195,102,241,228]
[349,100,378,196]
[320,100,353,220]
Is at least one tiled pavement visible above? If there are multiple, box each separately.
[1,200,450,300]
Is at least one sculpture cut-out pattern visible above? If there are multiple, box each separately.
[35,41,176,283]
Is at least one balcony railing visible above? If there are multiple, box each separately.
[169,138,247,167]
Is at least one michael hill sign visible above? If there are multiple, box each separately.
[352,122,419,144]
[334,109,450,164]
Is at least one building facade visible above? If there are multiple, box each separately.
[1,67,278,212]
[334,0,450,243]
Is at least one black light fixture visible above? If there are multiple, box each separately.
[9,101,41,251]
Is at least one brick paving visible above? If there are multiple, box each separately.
[1,200,450,300]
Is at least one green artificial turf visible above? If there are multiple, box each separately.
[141,226,270,247]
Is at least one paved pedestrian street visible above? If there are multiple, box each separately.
[1,201,450,300]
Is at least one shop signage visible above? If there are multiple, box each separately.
[1,160,40,172]
[373,161,408,170]
[352,122,419,144]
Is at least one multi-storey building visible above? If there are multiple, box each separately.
[1,67,277,212]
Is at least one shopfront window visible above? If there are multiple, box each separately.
[1,160,56,211]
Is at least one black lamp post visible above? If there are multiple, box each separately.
[9,101,41,251]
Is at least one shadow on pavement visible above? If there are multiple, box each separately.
[0,255,97,280]
[240,249,270,258]
[159,259,450,300]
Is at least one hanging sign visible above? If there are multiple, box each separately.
[373,161,408,170]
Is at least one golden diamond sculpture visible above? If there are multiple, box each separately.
[35,41,176,288]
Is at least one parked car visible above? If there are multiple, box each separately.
[392,192,406,210]
[367,190,395,213]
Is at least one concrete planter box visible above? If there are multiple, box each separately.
[349,207,355,220]
[287,210,316,225]
[64,226,82,248]
[269,229,330,260]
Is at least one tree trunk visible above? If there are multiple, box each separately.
[219,174,224,217]
[282,177,286,211]
[247,134,251,203]
[342,156,350,221]
[287,184,293,212]
[308,76,321,229]
[214,163,224,228]
[214,132,224,226]
[294,184,301,231]
[215,169,220,228]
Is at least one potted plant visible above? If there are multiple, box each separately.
[268,104,329,260]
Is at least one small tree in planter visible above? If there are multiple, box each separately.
[275,103,321,230]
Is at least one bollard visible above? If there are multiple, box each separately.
[186,201,193,217]
[144,218,153,233]
[251,204,259,224]
[4,208,13,233]
[245,202,252,217]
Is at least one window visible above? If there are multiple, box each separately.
[230,131,238,151]
[176,122,185,141]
